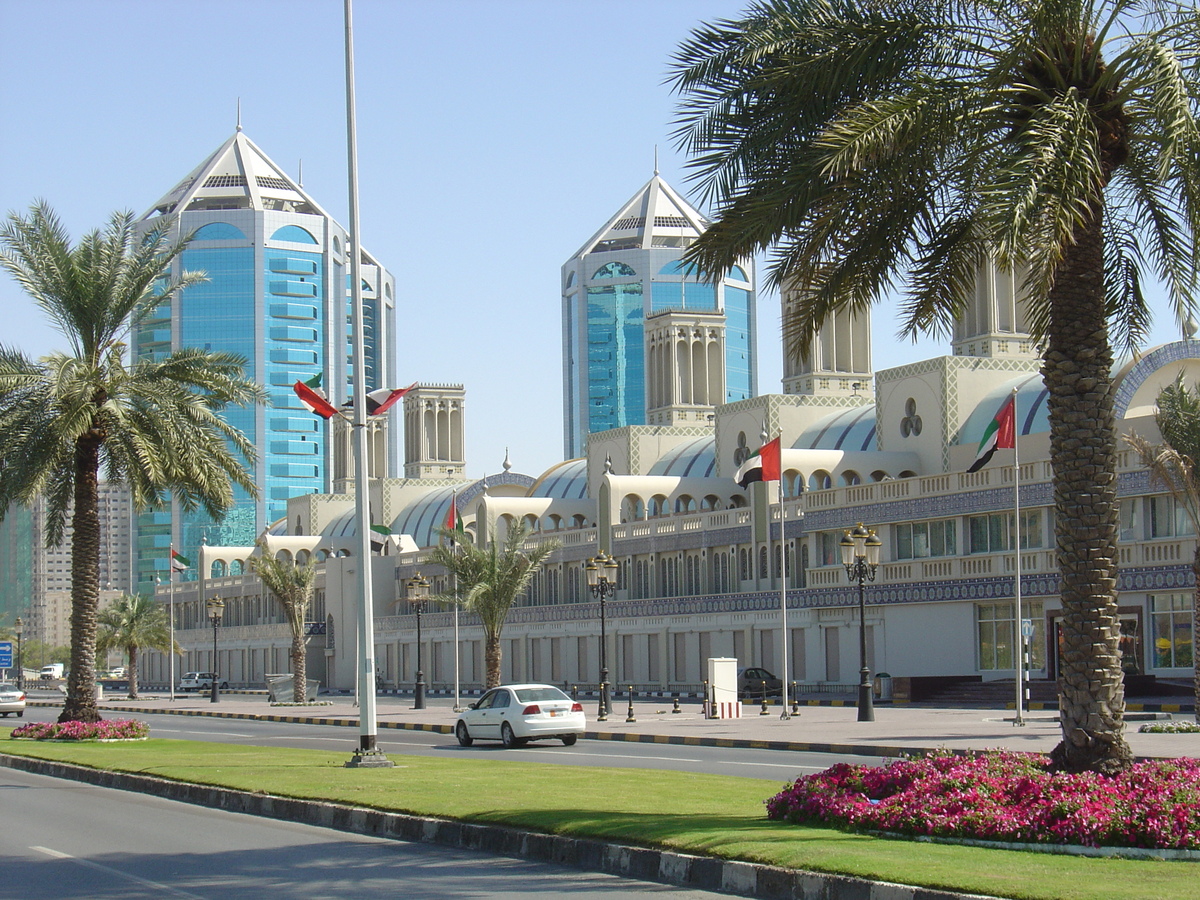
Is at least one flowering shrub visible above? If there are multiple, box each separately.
[767,752,1200,850]
[1139,721,1200,734]
[10,719,149,741]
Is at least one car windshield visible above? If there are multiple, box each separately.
[514,687,569,703]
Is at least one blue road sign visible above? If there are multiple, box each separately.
[0,641,12,669]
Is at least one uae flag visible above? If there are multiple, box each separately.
[365,382,418,416]
[294,373,338,420]
[170,549,191,572]
[369,523,392,554]
[444,494,465,539]
[967,395,1016,472]
[734,437,781,488]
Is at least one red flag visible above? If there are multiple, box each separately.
[294,376,338,419]
[365,382,418,415]
[734,437,781,487]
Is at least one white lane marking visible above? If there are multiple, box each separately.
[150,728,254,738]
[31,846,207,899]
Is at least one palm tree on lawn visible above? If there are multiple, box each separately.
[95,593,175,700]
[1126,376,1200,720]
[0,202,266,724]
[249,542,317,703]
[425,521,558,688]
[670,0,1200,774]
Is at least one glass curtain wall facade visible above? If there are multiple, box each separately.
[134,132,395,587]
[562,176,757,459]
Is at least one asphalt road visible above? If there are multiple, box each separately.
[0,766,734,899]
[15,703,888,783]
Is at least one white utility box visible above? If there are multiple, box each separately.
[706,657,741,718]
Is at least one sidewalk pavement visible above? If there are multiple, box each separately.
[32,687,1200,761]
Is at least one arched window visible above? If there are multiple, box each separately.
[193,222,247,241]
[758,546,768,579]
[809,470,833,491]
[840,470,862,486]
[592,261,636,279]
[739,548,750,580]
[564,271,575,289]
[275,549,292,563]
[210,560,227,578]
[271,225,318,244]
[296,550,310,565]
[727,265,749,282]
[332,235,341,255]
[230,559,244,576]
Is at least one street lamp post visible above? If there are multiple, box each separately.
[840,523,881,722]
[206,596,224,704]
[13,617,24,691]
[585,552,619,720]
[406,574,429,710]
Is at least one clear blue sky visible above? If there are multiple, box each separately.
[0,0,1187,481]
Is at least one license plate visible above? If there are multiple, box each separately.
[549,710,559,717]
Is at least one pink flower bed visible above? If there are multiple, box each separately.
[767,752,1200,850]
[10,719,149,742]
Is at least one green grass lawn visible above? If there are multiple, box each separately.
[1,730,1193,900]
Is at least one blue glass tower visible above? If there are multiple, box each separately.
[561,175,757,459]
[135,130,396,584]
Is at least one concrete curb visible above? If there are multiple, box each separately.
[0,751,1005,900]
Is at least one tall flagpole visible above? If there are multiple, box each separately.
[1012,387,1025,727]
[451,489,462,712]
[777,436,790,719]
[344,0,390,767]
[167,551,175,702]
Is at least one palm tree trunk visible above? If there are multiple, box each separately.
[485,633,502,688]
[1044,202,1133,774]
[60,434,103,723]
[127,645,139,700]
[292,628,307,703]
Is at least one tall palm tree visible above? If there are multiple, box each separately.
[671,0,1199,773]
[0,202,266,724]
[95,593,175,700]
[249,542,317,703]
[426,521,558,688]
[1127,376,1200,720]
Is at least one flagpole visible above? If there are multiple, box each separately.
[777,436,790,719]
[1012,387,1025,727]
[451,489,462,712]
[344,0,389,767]
[168,548,176,702]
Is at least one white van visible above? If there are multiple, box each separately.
[39,663,64,680]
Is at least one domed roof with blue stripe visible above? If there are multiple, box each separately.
[647,436,716,477]
[529,458,589,499]
[391,486,459,548]
[957,374,1048,445]
[794,405,877,451]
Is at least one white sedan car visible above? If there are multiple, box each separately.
[0,683,26,718]
[455,683,586,748]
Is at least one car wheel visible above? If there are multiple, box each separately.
[0,712,7,718]
[16,711,22,718]
[561,734,577,747]
[455,720,473,747]
[500,721,522,749]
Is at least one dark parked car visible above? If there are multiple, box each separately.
[737,667,782,699]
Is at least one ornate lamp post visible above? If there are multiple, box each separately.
[840,523,881,722]
[13,617,24,691]
[406,573,430,710]
[585,552,619,720]
[206,596,225,704]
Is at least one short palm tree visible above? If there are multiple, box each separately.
[425,521,558,688]
[249,542,317,703]
[0,202,266,723]
[671,0,1200,774]
[1127,376,1200,720]
[95,593,175,700]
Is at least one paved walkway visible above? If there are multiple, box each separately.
[30,687,1200,760]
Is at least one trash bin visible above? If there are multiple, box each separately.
[875,673,893,702]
